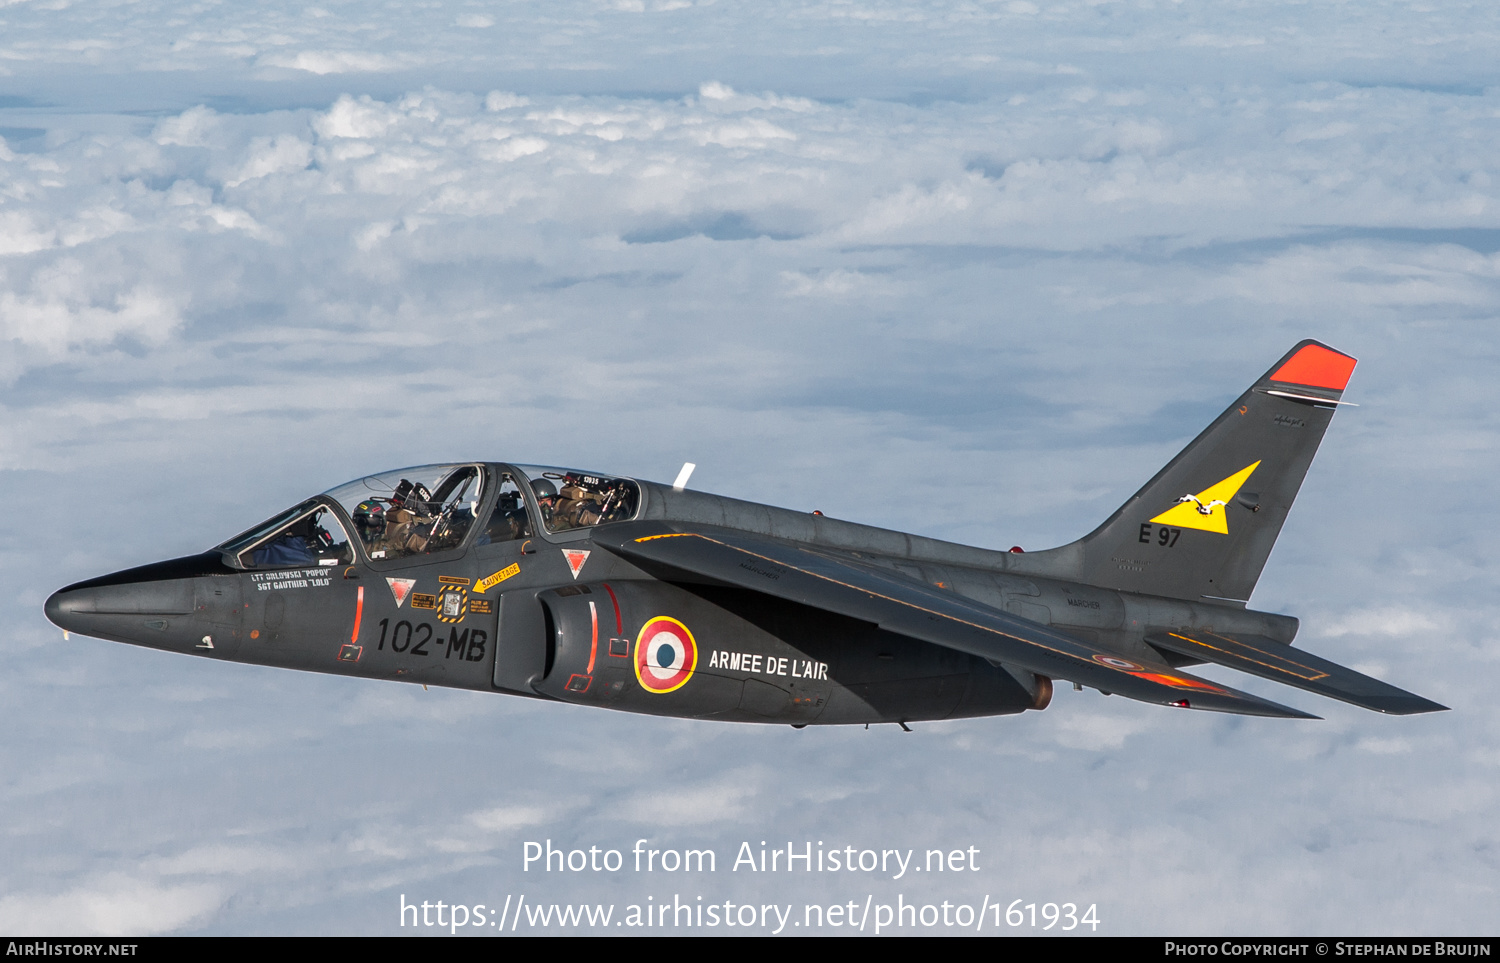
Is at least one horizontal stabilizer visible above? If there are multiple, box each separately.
[1146,630,1447,715]
[596,522,1317,719]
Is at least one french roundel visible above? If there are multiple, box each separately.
[634,616,698,694]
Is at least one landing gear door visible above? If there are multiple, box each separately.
[494,591,549,693]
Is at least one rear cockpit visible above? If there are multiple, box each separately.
[511,465,641,535]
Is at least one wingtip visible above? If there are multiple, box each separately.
[1173,692,1322,720]
[1261,704,1322,721]
[1374,698,1450,716]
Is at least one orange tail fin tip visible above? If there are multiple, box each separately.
[1268,343,1357,391]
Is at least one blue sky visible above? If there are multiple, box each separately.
[1,0,1497,935]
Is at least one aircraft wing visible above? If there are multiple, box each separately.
[1145,630,1446,715]
[593,523,1317,719]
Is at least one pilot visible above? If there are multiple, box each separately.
[352,499,386,552]
[531,478,561,530]
[427,499,478,553]
[554,477,604,529]
[382,480,432,555]
[478,491,532,544]
[251,512,337,567]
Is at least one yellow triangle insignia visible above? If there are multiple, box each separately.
[1149,461,1261,535]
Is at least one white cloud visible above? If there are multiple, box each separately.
[0,278,183,370]
[1318,607,1448,639]
[147,844,299,876]
[314,95,401,140]
[224,134,312,186]
[1053,708,1155,751]
[257,50,411,74]
[1,0,1499,938]
[0,876,223,936]
[484,92,530,112]
[152,105,223,148]
[470,805,555,832]
[780,268,890,297]
[0,210,55,255]
[615,774,761,825]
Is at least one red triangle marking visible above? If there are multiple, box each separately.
[386,577,415,607]
[563,550,590,579]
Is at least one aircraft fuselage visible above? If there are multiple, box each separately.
[44,470,1296,727]
[47,342,1446,723]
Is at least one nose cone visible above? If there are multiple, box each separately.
[45,579,197,645]
[44,552,236,645]
[44,586,90,634]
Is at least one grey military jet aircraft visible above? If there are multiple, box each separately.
[45,341,1444,725]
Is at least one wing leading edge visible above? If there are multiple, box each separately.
[593,522,1318,719]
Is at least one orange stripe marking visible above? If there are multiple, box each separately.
[1269,344,1356,391]
[587,600,598,674]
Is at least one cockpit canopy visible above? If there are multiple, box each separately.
[326,464,486,561]
[511,465,641,535]
[217,500,354,570]
[216,463,642,569]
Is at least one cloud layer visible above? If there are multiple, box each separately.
[2,0,1498,937]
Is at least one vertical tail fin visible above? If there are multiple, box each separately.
[1064,340,1356,604]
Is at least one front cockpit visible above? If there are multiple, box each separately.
[216,501,354,569]
[44,461,643,657]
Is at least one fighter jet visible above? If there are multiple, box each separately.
[45,341,1445,725]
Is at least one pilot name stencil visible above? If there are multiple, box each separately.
[251,570,332,591]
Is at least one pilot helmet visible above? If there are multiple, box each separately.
[352,499,386,540]
[530,479,558,499]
